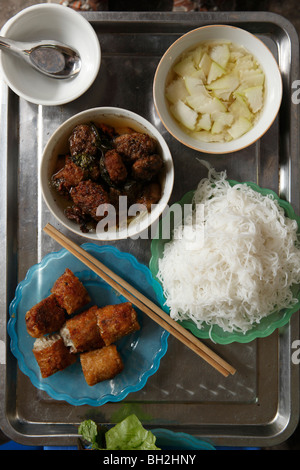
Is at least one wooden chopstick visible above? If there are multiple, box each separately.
[43,223,236,377]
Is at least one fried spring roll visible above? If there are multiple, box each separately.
[60,305,105,353]
[25,294,66,338]
[33,334,77,378]
[96,302,140,346]
[80,345,124,386]
[51,268,91,315]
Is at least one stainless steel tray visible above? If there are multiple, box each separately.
[0,11,299,448]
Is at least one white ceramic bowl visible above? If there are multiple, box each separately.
[153,25,283,154]
[0,3,101,106]
[40,107,174,241]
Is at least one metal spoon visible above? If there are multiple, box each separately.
[0,36,81,79]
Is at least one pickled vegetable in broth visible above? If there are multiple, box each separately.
[165,40,265,142]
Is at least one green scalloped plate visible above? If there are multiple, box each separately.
[149,180,300,344]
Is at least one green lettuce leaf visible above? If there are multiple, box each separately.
[78,419,104,450]
[105,414,160,450]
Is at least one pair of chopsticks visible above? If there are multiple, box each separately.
[43,223,236,377]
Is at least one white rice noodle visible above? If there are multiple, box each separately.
[158,168,300,334]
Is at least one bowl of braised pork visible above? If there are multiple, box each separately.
[40,107,174,240]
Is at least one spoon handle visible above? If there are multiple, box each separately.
[0,36,26,57]
[0,36,13,50]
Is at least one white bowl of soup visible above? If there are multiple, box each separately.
[153,25,282,154]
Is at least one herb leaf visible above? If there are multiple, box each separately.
[78,419,102,450]
[78,415,160,450]
[105,414,160,450]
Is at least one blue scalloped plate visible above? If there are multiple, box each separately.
[152,429,215,450]
[8,244,169,406]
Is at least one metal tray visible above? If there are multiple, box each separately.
[0,11,299,448]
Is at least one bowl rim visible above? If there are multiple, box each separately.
[153,24,283,154]
[40,106,174,241]
[0,3,101,106]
